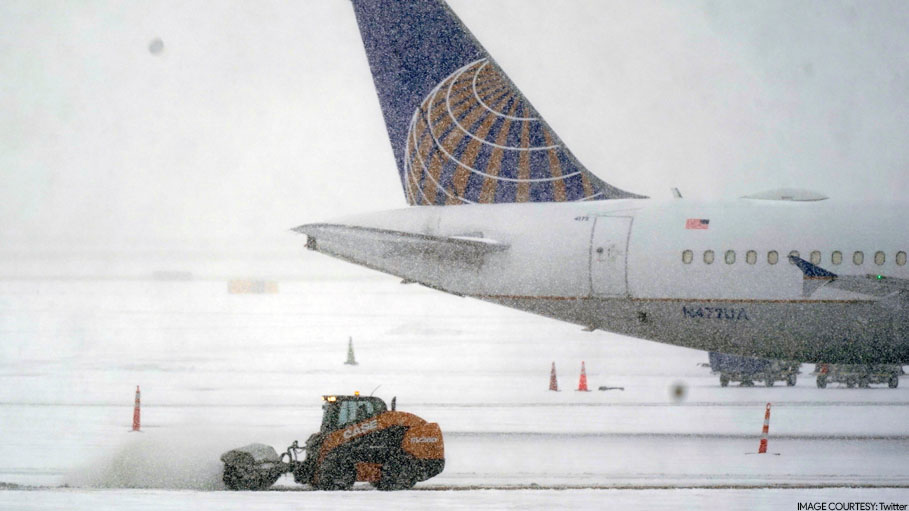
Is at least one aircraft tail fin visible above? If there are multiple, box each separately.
[350,0,645,206]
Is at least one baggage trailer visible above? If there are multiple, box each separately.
[814,364,903,388]
[709,351,800,387]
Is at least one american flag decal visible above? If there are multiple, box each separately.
[685,218,710,229]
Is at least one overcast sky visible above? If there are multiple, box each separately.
[2,0,907,249]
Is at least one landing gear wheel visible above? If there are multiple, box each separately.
[816,375,827,388]
[889,375,899,388]
[786,374,797,387]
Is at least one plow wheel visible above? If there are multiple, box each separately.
[374,458,417,491]
[315,462,356,491]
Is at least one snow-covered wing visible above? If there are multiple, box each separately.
[789,255,908,297]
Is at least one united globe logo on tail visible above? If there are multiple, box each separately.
[351,0,644,206]
[405,58,603,205]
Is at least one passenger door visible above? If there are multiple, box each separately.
[590,216,632,296]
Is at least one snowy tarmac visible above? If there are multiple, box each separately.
[1,255,907,509]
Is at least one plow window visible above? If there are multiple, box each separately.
[338,401,359,426]
[338,400,380,427]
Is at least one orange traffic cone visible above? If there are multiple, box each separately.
[758,402,771,453]
[131,385,141,432]
[577,361,590,391]
[549,362,559,391]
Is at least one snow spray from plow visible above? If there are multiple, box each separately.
[65,387,245,489]
[66,427,233,490]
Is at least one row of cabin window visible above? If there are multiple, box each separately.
[681,250,908,266]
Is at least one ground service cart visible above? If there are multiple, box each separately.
[814,364,902,388]
[709,351,800,387]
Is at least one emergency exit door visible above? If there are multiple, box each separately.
[590,216,632,296]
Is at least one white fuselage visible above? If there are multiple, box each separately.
[303,199,909,363]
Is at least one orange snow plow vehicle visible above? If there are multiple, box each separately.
[220,394,444,491]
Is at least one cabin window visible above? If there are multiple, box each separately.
[831,251,843,265]
[853,251,864,265]
[356,401,376,421]
[725,250,736,264]
[337,401,359,427]
[682,250,693,264]
[898,251,907,266]
[767,251,779,265]
[703,250,715,264]
[810,251,821,265]
[788,250,800,264]
[874,251,885,265]
[746,250,757,265]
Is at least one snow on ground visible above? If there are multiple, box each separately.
[3,488,909,511]
[0,253,907,508]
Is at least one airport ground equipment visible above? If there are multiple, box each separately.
[814,364,903,388]
[220,394,444,491]
[709,352,800,387]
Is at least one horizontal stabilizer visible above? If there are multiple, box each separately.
[789,255,907,297]
[293,223,508,264]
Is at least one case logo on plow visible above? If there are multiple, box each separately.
[343,419,379,439]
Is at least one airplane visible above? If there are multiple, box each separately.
[295,0,908,364]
